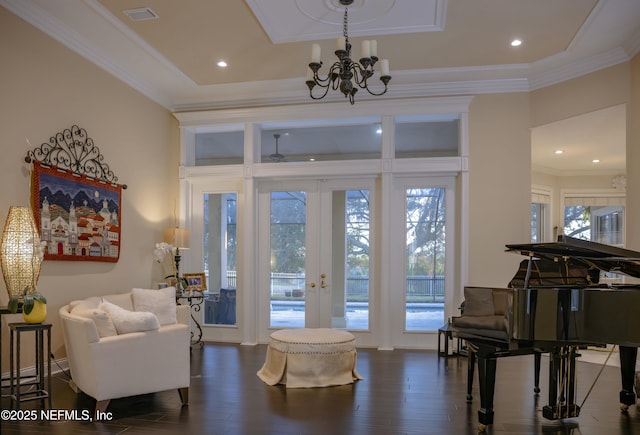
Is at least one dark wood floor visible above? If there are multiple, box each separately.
[1,343,639,434]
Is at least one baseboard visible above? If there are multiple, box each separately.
[1,357,69,388]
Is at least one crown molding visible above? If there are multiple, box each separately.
[173,96,475,127]
[532,164,624,178]
[527,47,630,91]
[624,28,640,58]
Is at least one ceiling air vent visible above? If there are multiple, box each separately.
[123,7,159,21]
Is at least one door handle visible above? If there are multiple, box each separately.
[308,282,316,288]
[320,273,326,288]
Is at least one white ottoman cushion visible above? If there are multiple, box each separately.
[257,328,363,388]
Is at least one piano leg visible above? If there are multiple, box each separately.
[566,346,578,412]
[459,339,546,430]
[619,345,638,411]
[476,349,497,428]
[466,349,476,402]
[534,351,541,394]
[543,346,581,420]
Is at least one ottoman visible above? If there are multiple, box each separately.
[257,328,363,388]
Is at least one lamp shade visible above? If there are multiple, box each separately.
[163,227,190,249]
[1,206,42,297]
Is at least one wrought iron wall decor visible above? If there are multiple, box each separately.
[25,125,126,263]
[24,125,127,189]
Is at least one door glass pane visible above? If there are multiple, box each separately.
[203,193,237,325]
[334,190,370,330]
[270,191,306,328]
[405,188,446,331]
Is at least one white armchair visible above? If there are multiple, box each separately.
[59,290,191,412]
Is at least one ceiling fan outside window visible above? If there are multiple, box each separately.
[268,133,288,162]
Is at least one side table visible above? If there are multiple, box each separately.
[176,291,204,347]
[1,306,12,398]
[9,322,52,409]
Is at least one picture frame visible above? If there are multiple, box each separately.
[183,272,207,291]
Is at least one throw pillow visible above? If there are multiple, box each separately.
[131,287,177,326]
[99,300,160,334]
[69,297,101,312]
[102,293,134,311]
[72,308,118,338]
[463,287,495,316]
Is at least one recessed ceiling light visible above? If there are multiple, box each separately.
[217,60,228,68]
[511,39,522,47]
[376,128,382,134]
[592,159,600,163]
[554,150,563,154]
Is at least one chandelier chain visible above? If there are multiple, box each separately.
[343,7,349,40]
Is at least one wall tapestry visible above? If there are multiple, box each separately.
[26,125,126,262]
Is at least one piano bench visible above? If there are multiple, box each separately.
[452,316,509,343]
[437,322,465,357]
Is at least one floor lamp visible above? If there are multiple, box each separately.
[1,206,43,308]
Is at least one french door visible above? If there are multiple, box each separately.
[257,178,375,343]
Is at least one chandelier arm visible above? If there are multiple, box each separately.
[348,62,390,96]
[308,67,335,100]
[309,83,332,100]
[362,80,390,96]
[333,62,345,91]
[351,64,372,90]
[312,69,332,86]
[312,74,332,86]
[349,64,363,88]
[312,61,342,87]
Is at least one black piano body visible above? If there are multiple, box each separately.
[453,236,640,430]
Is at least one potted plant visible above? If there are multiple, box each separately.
[8,286,47,323]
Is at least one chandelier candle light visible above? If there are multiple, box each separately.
[306,0,391,105]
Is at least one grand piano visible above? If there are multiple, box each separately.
[452,235,640,430]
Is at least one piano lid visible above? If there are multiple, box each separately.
[505,235,640,279]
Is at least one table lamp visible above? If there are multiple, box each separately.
[163,227,190,284]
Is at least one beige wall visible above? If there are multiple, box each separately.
[0,8,179,366]
[467,93,531,287]
[530,63,630,128]
[626,54,640,250]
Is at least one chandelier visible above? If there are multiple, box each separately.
[306,0,391,105]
